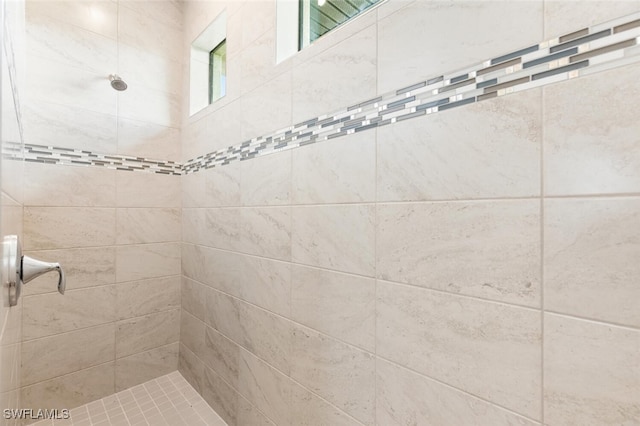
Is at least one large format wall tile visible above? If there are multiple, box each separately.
[24,207,116,250]
[116,242,181,282]
[181,277,206,321]
[291,265,375,351]
[377,89,542,201]
[241,150,291,206]
[22,247,116,295]
[21,363,115,411]
[24,161,116,207]
[545,198,640,327]
[22,102,117,153]
[22,324,115,386]
[25,0,117,39]
[292,204,375,276]
[26,13,116,74]
[178,344,204,394]
[377,281,541,419]
[23,285,116,340]
[240,207,291,261]
[115,343,179,392]
[544,1,640,38]
[203,366,239,426]
[116,172,181,208]
[376,358,539,426]
[544,63,640,196]
[115,275,180,320]
[238,349,292,426]
[292,25,377,123]
[240,71,292,142]
[377,200,540,306]
[544,314,640,425]
[117,117,181,162]
[290,384,362,426]
[116,208,181,244]
[377,0,543,93]
[116,309,180,358]
[180,310,206,359]
[291,326,375,425]
[292,131,376,204]
[202,326,241,390]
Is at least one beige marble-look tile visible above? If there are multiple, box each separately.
[377,0,542,93]
[116,208,180,244]
[240,71,292,141]
[205,288,292,374]
[233,254,291,318]
[116,171,180,208]
[23,285,116,340]
[115,343,179,392]
[377,281,541,420]
[0,344,20,394]
[291,326,375,425]
[116,309,180,358]
[182,172,205,208]
[178,344,204,394]
[22,324,115,386]
[377,200,540,307]
[115,275,180,320]
[238,26,287,97]
[26,12,116,74]
[238,349,292,426]
[24,207,116,250]
[117,84,181,128]
[22,247,116,295]
[240,207,291,261]
[117,5,182,62]
[545,198,640,327]
[239,301,292,375]
[290,384,362,426]
[119,0,182,31]
[544,63,640,196]
[292,131,376,204]
[237,395,276,426]
[377,89,542,201]
[544,314,640,425]
[26,56,117,117]
[24,162,116,207]
[22,102,117,154]
[26,0,117,39]
[181,277,206,321]
[118,43,182,96]
[291,265,375,351]
[117,117,181,163]
[202,326,240,390]
[203,366,239,426]
[180,310,206,359]
[182,208,206,246]
[292,25,377,123]
[544,1,640,38]
[21,362,115,411]
[202,208,242,251]
[203,161,242,207]
[116,242,181,282]
[241,151,291,206]
[292,204,375,276]
[376,358,539,426]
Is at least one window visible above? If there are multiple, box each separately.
[298,0,382,49]
[190,10,227,116]
[209,40,227,104]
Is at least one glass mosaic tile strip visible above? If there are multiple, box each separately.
[9,11,640,176]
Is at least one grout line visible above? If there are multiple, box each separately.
[540,70,546,424]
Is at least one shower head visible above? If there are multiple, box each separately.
[109,74,128,91]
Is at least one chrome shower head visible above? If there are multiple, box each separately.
[109,74,128,91]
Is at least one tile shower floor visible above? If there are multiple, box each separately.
[30,372,226,426]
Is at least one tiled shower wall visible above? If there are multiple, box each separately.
[180,1,640,425]
[1,1,25,424]
[19,0,183,410]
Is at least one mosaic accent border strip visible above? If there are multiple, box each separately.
[3,142,182,175]
[183,12,640,174]
[6,12,640,176]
